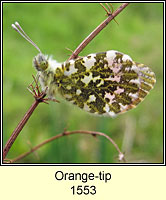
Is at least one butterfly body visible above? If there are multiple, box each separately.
[34,50,156,117]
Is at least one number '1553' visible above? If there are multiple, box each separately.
[71,185,96,195]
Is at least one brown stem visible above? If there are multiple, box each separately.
[3,73,47,161]
[3,100,41,160]
[68,3,129,60]
[9,130,126,163]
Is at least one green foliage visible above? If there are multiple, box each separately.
[3,3,163,163]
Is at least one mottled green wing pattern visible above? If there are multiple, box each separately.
[52,50,156,117]
[12,22,156,117]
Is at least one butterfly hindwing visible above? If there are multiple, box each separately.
[52,50,156,117]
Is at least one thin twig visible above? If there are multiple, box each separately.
[3,77,47,160]
[3,100,40,160]
[8,130,126,163]
[68,3,129,60]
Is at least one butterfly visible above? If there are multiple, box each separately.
[12,22,156,117]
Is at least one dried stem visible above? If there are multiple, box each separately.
[68,3,129,60]
[3,97,45,160]
[8,130,126,163]
[3,3,129,162]
[3,76,47,160]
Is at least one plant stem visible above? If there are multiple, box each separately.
[3,100,40,160]
[10,130,126,163]
[68,3,129,60]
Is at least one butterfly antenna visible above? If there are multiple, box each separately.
[11,21,41,53]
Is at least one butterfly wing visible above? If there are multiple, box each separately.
[55,50,156,117]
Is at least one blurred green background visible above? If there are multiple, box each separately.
[3,3,163,163]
